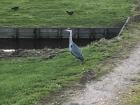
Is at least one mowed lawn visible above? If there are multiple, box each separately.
[0,0,133,27]
[0,38,131,105]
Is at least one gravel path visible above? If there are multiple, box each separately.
[63,45,140,105]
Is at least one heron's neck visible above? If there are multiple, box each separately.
[69,31,73,43]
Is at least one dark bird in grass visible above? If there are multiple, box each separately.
[66,11,74,16]
[11,6,19,11]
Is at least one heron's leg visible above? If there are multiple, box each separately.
[79,59,84,65]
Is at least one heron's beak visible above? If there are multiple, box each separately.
[65,28,72,32]
[65,28,71,31]
[64,29,68,32]
[64,29,68,31]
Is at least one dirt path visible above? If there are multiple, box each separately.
[62,44,140,105]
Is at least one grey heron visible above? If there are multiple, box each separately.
[65,29,84,62]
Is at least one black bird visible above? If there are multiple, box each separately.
[11,6,19,11]
[66,11,74,15]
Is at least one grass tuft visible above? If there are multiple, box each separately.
[0,0,134,27]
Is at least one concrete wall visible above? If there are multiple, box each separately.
[0,27,121,49]
[0,28,121,39]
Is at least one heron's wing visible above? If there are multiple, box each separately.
[71,42,84,60]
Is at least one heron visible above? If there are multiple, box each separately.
[65,29,84,62]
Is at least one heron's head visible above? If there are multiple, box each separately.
[65,29,72,33]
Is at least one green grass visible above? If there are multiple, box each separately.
[0,0,134,27]
[0,22,140,105]
[127,84,140,105]
[122,77,140,105]
[0,42,118,105]
[118,23,140,105]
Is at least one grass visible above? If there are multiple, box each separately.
[118,23,140,105]
[0,22,140,105]
[121,77,140,105]
[0,0,138,104]
[0,0,134,27]
[120,24,140,105]
[0,42,118,105]
[127,82,140,105]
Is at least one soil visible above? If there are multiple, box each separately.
[0,48,63,58]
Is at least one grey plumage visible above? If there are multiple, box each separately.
[65,29,84,62]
